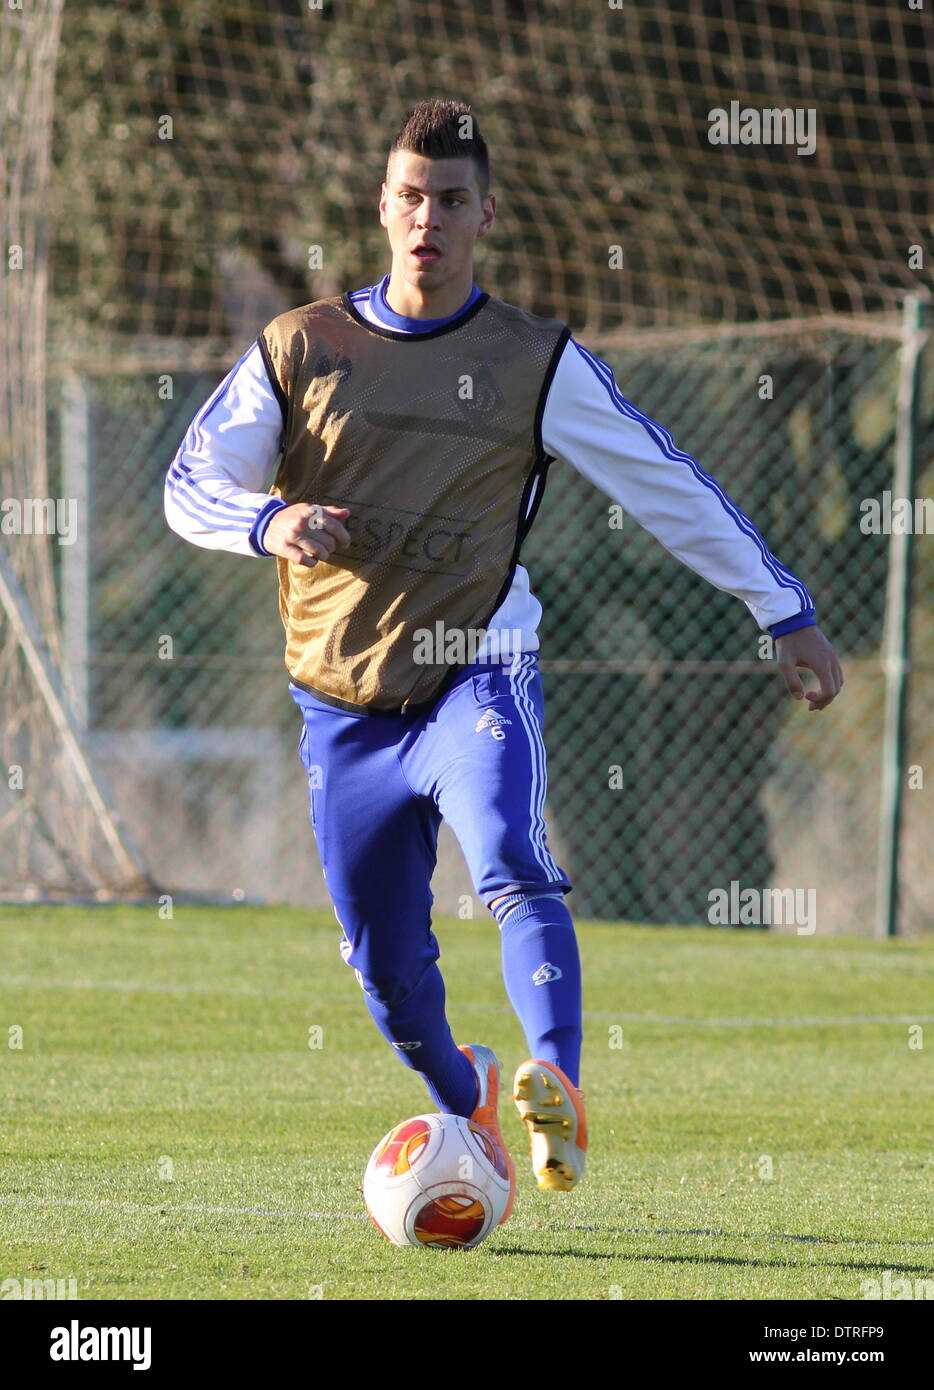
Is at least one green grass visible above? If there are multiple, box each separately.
[1,906,932,1300]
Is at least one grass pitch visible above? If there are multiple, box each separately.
[1,905,931,1301]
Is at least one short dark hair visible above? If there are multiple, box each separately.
[387,99,490,198]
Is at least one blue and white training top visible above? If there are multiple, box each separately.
[164,275,817,654]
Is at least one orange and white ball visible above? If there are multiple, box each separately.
[363,1113,513,1249]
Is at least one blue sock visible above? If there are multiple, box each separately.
[493,892,582,1086]
[360,960,479,1118]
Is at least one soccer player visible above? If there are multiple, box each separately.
[164,99,843,1205]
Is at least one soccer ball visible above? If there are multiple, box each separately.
[363,1113,513,1249]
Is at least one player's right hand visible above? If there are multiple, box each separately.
[262,503,351,567]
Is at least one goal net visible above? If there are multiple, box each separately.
[1,1,930,929]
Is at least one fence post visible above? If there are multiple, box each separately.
[61,370,91,729]
[874,292,929,938]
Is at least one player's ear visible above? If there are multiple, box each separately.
[378,183,389,227]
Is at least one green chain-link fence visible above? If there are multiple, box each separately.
[5,0,930,931]
[41,314,932,933]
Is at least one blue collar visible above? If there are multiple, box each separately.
[370,273,482,332]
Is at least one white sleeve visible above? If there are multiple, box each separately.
[163,341,288,557]
[541,338,816,633]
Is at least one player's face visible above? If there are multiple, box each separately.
[379,153,495,315]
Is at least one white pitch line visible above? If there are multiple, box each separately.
[584,1011,934,1027]
[2,1197,932,1253]
[0,976,930,1028]
[0,1194,366,1221]
[0,975,313,997]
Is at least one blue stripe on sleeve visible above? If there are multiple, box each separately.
[164,481,256,534]
[572,340,813,614]
[188,345,254,458]
[250,498,288,555]
[166,456,264,525]
[165,344,276,530]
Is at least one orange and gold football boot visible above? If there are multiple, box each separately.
[512,1059,587,1191]
[458,1044,517,1224]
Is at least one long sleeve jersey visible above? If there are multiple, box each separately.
[164,275,816,655]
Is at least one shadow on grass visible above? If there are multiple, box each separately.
[560,1224,934,1251]
[489,1246,933,1276]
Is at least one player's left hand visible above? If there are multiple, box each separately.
[775,625,844,711]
